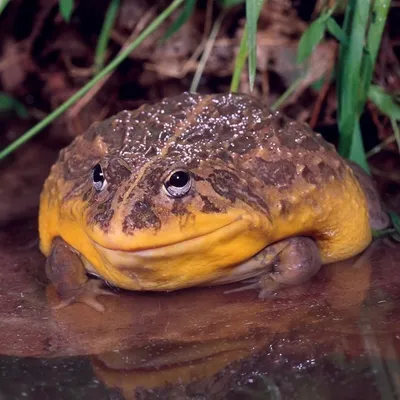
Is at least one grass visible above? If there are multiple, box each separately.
[230,21,248,92]
[163,0,196,41]
[230,0,264,92]
[0,0,10,15]
[0,93,28,119]
[337,0,391,171]
[337,0,372,170]
[58,0,74,22]
[263,0,393,174]
[368,85,400,154]
[94,0,120,74]
[246,0,264,90]
[293,0,399,236]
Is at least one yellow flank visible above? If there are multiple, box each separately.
[257,169,371,265]
[314,174,371,263]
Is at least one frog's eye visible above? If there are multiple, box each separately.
[164,170,191,198]
[92,163,107,191]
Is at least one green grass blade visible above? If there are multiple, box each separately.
[0,0,10,15]
[336,0,356,125]
[390,212,400,230]
[367,0,391,69]
[368,84,400,154]
[358,0,390,112]
[0,0,184,160]
[337,0,371,158]
[163,0,196,41]
[296,4,341,64]
[341,0,356,39]
[0,92,28,118]
[0,93,15,112]
[349,122,369,172]
[230,25,248,92]
[271,76,302,111]
[368,85,400,155]
[336,0,390,171]
[246,0,264,90]
[326,17,348,44]
[368,84,400,120]
[389,211,400,237]
[94,0,120,73]
[390,117,400,151]
[219,0,245,7]
[297,17,326,64]
[59,0,74,22]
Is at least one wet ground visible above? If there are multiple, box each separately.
[1,144,400,400]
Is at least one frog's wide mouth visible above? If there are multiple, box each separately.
[87,214,268,291]
[91,216,247,257]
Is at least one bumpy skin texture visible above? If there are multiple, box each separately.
[39,93,385,308]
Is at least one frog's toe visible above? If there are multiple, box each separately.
[224,281,260,294]
[51,298,76,311]
[224,277,285,297]
[52,296,105,312]
[52,280,116,312]
[87,279,118,297]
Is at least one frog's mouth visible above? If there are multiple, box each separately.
[89,215,268,291]
[93,217,245,255]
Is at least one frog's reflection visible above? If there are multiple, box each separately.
[44,251,383,398]
[91,334,267,398]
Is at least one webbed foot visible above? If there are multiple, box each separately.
[52,279,116,312]
[46,237,116,312]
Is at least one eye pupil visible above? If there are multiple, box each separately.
[92,163,107,191]
[93,164,104,183]
[169,171,189,188]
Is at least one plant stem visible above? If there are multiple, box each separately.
[390,117,400,151]
[271,76,302,111]
[366,134,395,158]
[94,0,120,73]
[230,25,248,93]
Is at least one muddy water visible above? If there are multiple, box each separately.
[0,147,399,399]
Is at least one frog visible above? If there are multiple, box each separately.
[38,92,390,311]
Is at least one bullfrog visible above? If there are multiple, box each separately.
[39,92,389,311]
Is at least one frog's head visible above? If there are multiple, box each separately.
[43,93,274,290]
[83,152,271,290]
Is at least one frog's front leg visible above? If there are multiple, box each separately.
[45,237,114,311]
[227,237,321,298]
